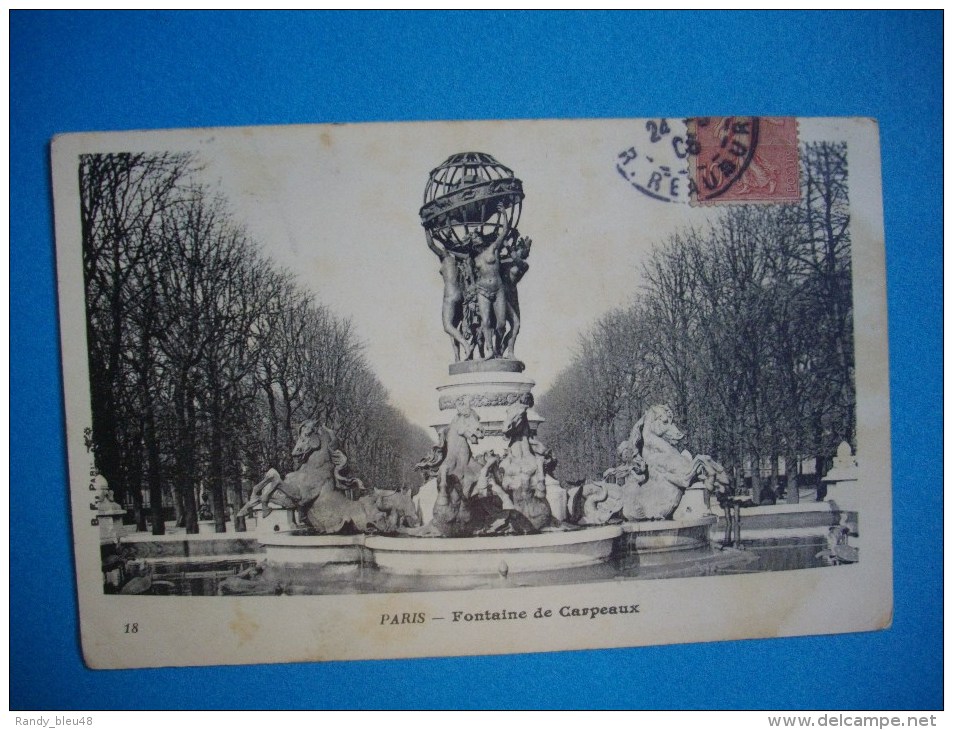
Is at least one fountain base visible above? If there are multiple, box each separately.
[258,526,620,576]
[367,526,620,575]
[257,518,725,578]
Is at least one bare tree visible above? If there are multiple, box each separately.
[74,150,552,538]
[80,152,196,515]
[539,142,854,499]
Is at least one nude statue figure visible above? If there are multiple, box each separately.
[427,229,474,361]
[468,205,511,359]
[500,234,531,359]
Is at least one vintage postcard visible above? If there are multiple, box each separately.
[51,117,891,669]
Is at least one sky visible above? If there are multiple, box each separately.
[57,118,870,432]
[183,118,730,431]
[178,118,872,432]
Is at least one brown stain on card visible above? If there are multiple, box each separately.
[320,131,332,149]
[228,605,260,645]
[877,605,894,631]
[703,570,825,643]
[295,596,435,663]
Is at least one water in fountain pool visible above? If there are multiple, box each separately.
[129,535,834,596]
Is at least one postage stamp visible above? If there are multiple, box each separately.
[690,116,800,204]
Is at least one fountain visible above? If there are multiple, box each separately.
[241,152,751,590]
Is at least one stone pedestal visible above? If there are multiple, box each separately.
[97,507,127,541]
[93,476,127,541]
[672,485,713,521]
[431,359,543,456]
[198,520,218,534]
[822,442,860,559]
[822,441,859,509]
[254,506,299,536]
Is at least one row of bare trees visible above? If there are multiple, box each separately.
[538,142,854,503]
[80,152,432,534]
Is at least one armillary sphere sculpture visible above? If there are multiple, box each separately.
[420,152,533,363]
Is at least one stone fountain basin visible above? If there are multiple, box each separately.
[258,533,366,567]
[620,516,717,553]
[367,526,621,575]
[258,526,622,575]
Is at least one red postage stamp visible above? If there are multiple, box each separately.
[690,116,800,204]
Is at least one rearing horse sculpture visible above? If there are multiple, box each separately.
[238,420,386,534]
[414,402,484,536]
[622,404,729,521]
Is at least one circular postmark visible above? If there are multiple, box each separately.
[614,118,699,204]
[615,116,799,205]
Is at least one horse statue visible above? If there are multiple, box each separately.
[566,438,644,526]
[622,404,729,521]
[237,420,387,534]
[567,481,624,525]
[414,401,484,536]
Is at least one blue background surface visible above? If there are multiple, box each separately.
[10,11,942,709]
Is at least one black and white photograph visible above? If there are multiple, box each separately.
[51,117,891,668]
